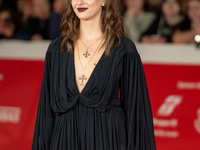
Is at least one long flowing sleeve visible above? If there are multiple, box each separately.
[120,39,156,150]
[32,43,55,150]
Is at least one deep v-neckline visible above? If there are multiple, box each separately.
[72,50,105,95]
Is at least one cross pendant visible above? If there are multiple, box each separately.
[83,51,90,58]
[79,74,87,86]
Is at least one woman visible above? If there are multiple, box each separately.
[0,7,18,39]
[17,0,51,40]
[32,0,156,150]
[140,0,190,43]
[173,0,200,43]
[49,0,65,40]
[123,0,156,42]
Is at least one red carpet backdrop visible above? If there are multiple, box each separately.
[0,41,200,150]
[143,64,200,150]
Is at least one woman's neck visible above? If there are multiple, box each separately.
[79,14,103,41]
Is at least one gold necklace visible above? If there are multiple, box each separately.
[79,35,104,58]
[77,37,104,86]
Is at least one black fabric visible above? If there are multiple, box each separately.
[32,35,156,150]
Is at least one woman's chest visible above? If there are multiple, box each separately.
[50,49,123,97]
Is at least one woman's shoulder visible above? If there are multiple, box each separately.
[116,36,141,63]
[46,35,67,54]
[121,36,139,55]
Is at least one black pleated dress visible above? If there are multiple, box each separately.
[31,35,156,150]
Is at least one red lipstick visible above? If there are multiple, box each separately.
[77,8,88,12]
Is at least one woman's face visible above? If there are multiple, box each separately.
[71,0,105,21]
[162,0,181,17]
[0,11,15,38]
[53,0,65,13]
[187,0,200,22]
[17,0,27,13]
[33,0,51,20]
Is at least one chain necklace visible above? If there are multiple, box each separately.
[77,37,104,86]
[79,35,104,58]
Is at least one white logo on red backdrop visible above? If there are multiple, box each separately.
[153,95,183,138]
[194,108,200,134]
[177,81,200,90]
[0,106,22,124]
[157,95,182,116]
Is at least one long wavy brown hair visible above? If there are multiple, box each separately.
[59,0,125,57]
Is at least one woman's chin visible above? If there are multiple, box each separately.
[77,16,92,21]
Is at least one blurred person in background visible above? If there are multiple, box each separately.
[173,0,200,43]
[17,0,51,40]
[0,7,20,39]
[49,0,64,40]
[14,0,32,39]
[140,0,190,43]
[123,0,156,42]
[16,0,32,24]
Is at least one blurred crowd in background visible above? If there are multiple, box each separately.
[0,0,200,44]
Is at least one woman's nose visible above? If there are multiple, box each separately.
[75,0,84,5]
